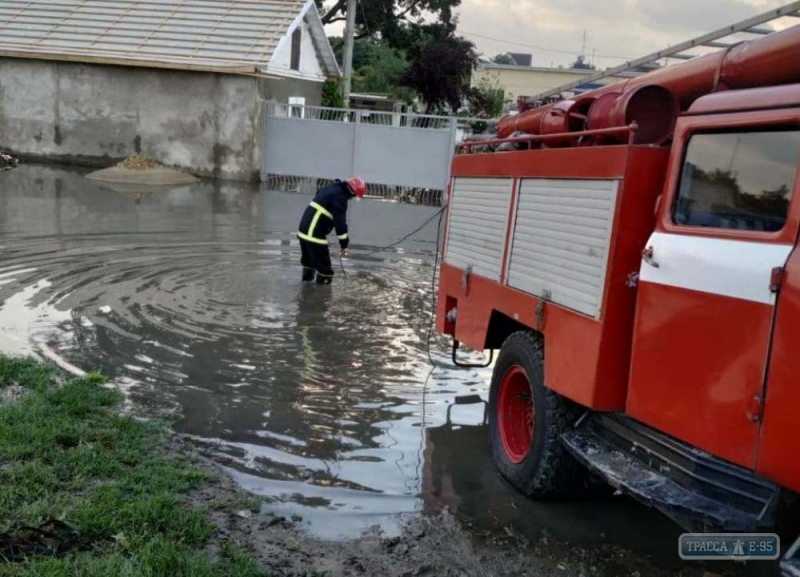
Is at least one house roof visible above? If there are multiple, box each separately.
[0,0,340,78]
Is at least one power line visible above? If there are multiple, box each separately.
[460,30,635,61]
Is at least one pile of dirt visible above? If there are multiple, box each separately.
[87,154,198,186]
[117,154,159,170]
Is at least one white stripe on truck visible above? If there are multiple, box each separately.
[640,232,793,305]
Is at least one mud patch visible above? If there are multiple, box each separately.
[188,441,726,577]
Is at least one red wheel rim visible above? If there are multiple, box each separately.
[497,366,534,464]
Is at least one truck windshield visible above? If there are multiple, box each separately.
[673,129,800,233]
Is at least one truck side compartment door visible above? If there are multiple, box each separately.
[627,126,800,470]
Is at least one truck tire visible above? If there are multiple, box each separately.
[489,331,582,499]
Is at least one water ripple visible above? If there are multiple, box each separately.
[0,165,490,538]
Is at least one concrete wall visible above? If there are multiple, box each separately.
[0,58,322,181]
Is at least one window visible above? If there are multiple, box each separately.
[673,129,800,233]
[288,96,305,119]
[290,28,301,71]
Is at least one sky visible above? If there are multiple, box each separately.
[454,0,797,69]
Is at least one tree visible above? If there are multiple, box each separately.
[465,78,507,133]
[491,53,516,66]
[570,54,596,70]
[399,32,479,113]
[356,47,412,97]
[316,0,461,48]
[321,80,345,108]
[467,79,507,118]
[330,37,411,98]
[329,36,373,71]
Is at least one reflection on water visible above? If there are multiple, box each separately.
[0,165,682,562]
[422,417,686,566]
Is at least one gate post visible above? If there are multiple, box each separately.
[351,109,361,179]
[444,117,458,204]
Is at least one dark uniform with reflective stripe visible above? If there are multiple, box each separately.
[297,181,352,284]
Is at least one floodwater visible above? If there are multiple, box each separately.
[0,165,687,566]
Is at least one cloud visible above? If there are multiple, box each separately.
[455,0,793,68]
[638,0,773,34]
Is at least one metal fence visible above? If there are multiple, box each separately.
[269,104,458,130]
[264,175,444,206]
[262,104,497,206]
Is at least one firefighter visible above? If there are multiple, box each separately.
[297,178,366,284]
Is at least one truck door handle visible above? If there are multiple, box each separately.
[642,246,660,268]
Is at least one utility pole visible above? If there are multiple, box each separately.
[341,0,358,105]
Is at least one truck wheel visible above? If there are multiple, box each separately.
[489,331,582,498]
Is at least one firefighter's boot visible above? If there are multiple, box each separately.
[302,268,315,282]
[316,274,333,285]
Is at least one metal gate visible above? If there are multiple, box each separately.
[262,104,461,205]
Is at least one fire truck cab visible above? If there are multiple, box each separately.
[435,24,800,569]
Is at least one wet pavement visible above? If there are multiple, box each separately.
[0,164,691,569]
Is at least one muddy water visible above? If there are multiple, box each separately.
[0,165,685,564]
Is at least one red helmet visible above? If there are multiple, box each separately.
[345,177,366,199]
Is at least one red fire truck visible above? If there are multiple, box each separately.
[435,22,800,569]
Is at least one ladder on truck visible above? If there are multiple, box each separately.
[525,1,800,105]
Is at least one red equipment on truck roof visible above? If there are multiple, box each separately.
[436,20,800,574]
[497,24,800,141]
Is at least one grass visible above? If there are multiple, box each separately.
[208,495,262,514]
[0,357,264,577]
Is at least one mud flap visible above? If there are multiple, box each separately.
[561,414,780,533]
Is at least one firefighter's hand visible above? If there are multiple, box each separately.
[340,248,349,257]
